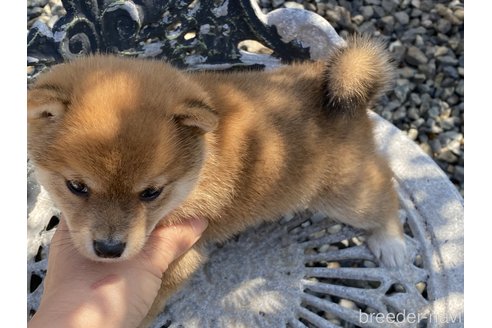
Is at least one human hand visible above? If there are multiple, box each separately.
[28,216,208,328]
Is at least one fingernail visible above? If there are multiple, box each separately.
[188,217,208,235]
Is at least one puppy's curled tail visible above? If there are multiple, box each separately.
[323,35,394,118]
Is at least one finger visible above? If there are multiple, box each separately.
[143,217,208,273]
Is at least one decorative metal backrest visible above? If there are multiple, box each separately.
[27,0,344,79]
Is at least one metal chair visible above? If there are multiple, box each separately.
[27,1,464,327]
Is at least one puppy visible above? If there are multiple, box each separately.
[27,36,405,326]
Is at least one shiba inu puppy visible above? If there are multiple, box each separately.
[28,36,405,326]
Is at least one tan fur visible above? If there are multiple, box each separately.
[28,36,405,326]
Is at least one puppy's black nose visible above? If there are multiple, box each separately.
[93,240,126,258]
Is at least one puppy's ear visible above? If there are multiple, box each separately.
[27,85,69,121]
[174,99,218,133]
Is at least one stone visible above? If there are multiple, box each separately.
[327,224,342,234]
[272,0,285,8]
[419,142,433,156]
[441,65,458,79]
[398,66,416,79]
[358,21,377,34]
[440,88,455,100]
[389,41,406,62]
[436,33,450,44]
[440,131,463,144]
[352,15,364,25]
[410,93,422,106]
[453,165,464,183]
[441,107,452,119]
[420,0,434,11]
[411,8,422,17]
[437,149,458,163]
[428,119,443,134]
[447,139,462,155]
[360,6,374,19]
[386,100,401,112]
[372,6,386,19]
[413,74,426,83]
[434,46,449,57]
[325,9,341,25]
[413,117,425,128]
[422,59,436,78]
[417,83,432,95]
[448,37,462,51]
[28,0,50,6]
[394,81,411,102]
[421,19,433,28]
[408,128,419,140]
[316,2,327,14]
[305,3,316,12]
[339,299,357,310]
[415,35,424,47]
[440,117,456,130]
[380,15,395,33]
[338,0,354,11]
[283,1,304,9]
[394,11,410,25]
[455,80,464,96]
[51,4,66,17]
[393,107,407,121]
[428,138,442,154]
[47,15,58,28]
[379,110,391,120]
[453,8,464,22]
[401,27,427,43]
[407,107,420,121]
[441,77,455,88]
[405,46,428,66]
[42,3,51,16]
[436,18,452,34]
[381,0,398,13]
[418,132,428,144]
[446,95,460,106]
[420,93,432,108]
[27,7,44,18]
[427,105,440,119]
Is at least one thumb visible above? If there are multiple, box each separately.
[143,217,208,274]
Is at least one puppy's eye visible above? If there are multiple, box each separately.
[139,187,163,202]
[66,180,89,196]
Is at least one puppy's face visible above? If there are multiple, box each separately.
[27,56,217,261]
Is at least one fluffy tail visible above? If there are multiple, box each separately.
[323,35,394,118]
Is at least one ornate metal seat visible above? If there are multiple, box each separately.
[27,1,464,327]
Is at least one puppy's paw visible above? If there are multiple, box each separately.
[367,232,406,267]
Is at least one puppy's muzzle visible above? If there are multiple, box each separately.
[93,240,126,258]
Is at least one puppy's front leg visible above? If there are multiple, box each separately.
[138,245,206,328]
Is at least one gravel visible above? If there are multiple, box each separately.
[260,0,464,196]
[27,0,464,196]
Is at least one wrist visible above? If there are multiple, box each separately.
[29,280,129,328]
[29,302,109,328]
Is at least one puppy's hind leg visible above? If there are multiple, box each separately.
[315,35,405,267]
[311,159,406,267]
